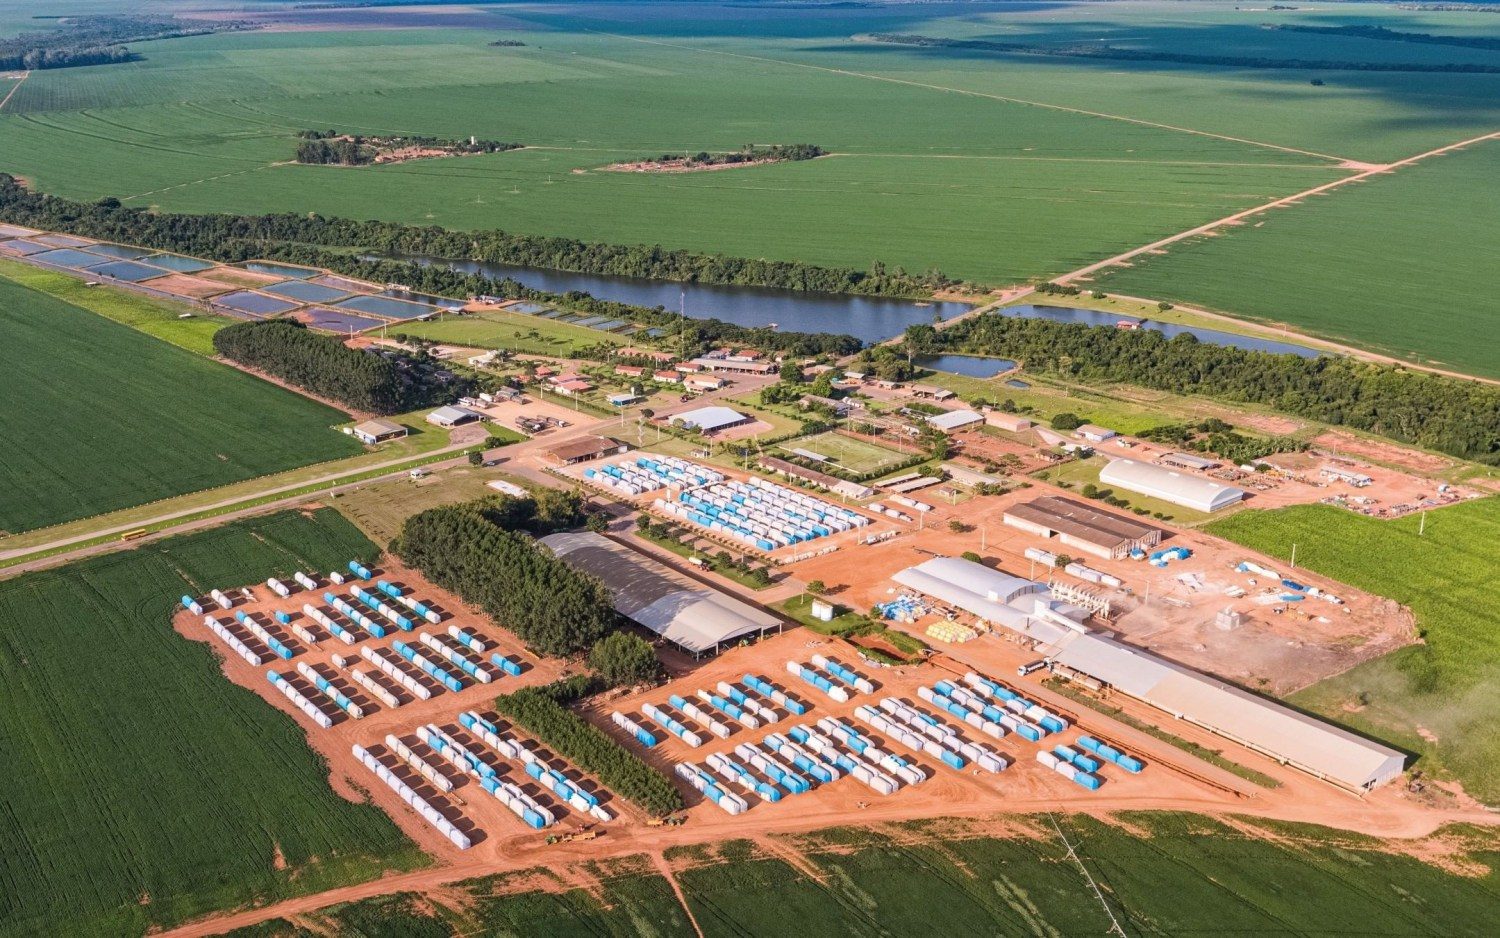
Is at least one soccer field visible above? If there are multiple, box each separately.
[0,273,361,534]
[0,509,423,937]
[775,431,913,478]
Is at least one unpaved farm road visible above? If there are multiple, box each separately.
[1055,129,1500,286]
[165,791,1497,937]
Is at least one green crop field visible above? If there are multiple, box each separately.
[3,2,1496,370]
[248,815,1500,936]
[1093,138,1500,378]
[1208,498,1500,803]
[0,272,362,534]
[0,509,423,937]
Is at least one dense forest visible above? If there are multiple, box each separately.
[870,32,1500,73]
[212,320,460,414]
[907,317,1500,464]
[0,15,243,71]
[0,175,864,355]
[392,503,617,657]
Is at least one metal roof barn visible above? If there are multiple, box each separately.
[541,532,780,655]
[925,409,985,432]
[673,406,751,434]
[1098,457,1245,513]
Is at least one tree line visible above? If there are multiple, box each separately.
[392,503,618,658]
[0,15,244,71]
[1269,23,1500,51]
[212,320,462,414]
[294,129,524,165]
[870,32,1500,73]
[493,685,683,816]
[0,175,867,356]
[650,144,825,167]
[905,316,1500,464]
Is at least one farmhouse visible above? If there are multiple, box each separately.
[540,531,781,656]
[1002,495,1161,560]
[672,406,751,434]
[653,370,682,384]
[614,365,646,379]
[351,418,407,445]
[685,376,726,391]
[909,384,956,401]
[800,394,854,417]
[555,379,595,395]
[546,435,630,466]
[426,405,482,428]
[1099,457,1245,513]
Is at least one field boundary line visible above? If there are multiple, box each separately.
[584,30,1351,164]
[1056,130,1500,285]
[0,70,28,112]
[653,852,706,938]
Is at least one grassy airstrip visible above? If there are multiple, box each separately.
[1209,498,1500,803]
[0,509,423,937]
[0,272,362,534]
[215,817,1500,936]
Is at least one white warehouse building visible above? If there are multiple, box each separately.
[1098,457,1245,513]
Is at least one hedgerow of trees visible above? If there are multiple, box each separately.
[392,504,617,657]
[0,15,244,71]
[212,320,460,414]
[0,175,867,356]
[294,130,524,165]
[903,317,1500,464]
[647,144,825,167]
[493,685,683,815]
[871,32,1500,73]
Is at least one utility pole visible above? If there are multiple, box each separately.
[1419,511,1427,536]
[1290,542,1297,568]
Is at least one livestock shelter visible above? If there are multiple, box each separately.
[1002,496,1162,560]
[1099,458,1245,513]
[540,532,781,656]
[351,418,408,445]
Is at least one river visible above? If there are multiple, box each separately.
[388,254,974,343]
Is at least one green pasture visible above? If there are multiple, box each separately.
[1208,498,1500,804]
[0,510,423,937]
[0,272,361,534]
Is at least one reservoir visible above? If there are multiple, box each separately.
[913,354,1017,378]
[390,254,974,344]
[999,305,1322,358]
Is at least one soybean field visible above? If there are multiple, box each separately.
[1208,498,1500,803]
[216,816,1500,936]
[0,272,361,534]
[0,508,422,937]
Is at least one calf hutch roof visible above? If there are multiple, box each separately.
[1048,632,1405,791]
[1003,496,1160,553]
[673,406,750,433]
[1099,457,1245,513]
[540,532,780,655]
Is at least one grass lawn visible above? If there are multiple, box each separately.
[772,430,912,477]
[0,259,237,355]
[1208,498,1500,804]
[334,464,531,545]
[0,272,361,534]
[0,509,424,936]
[393,308,622,356]
[1034,455,1214,527]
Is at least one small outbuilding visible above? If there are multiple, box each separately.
[351,418,407,445]
[925,409,985,433]
[672,406,751,434]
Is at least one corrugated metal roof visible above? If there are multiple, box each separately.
[891,558,1068,645]
[1050,632,1405,789]
[674,406,749,432]
[541,532,778,654]
[926,409,984,431]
